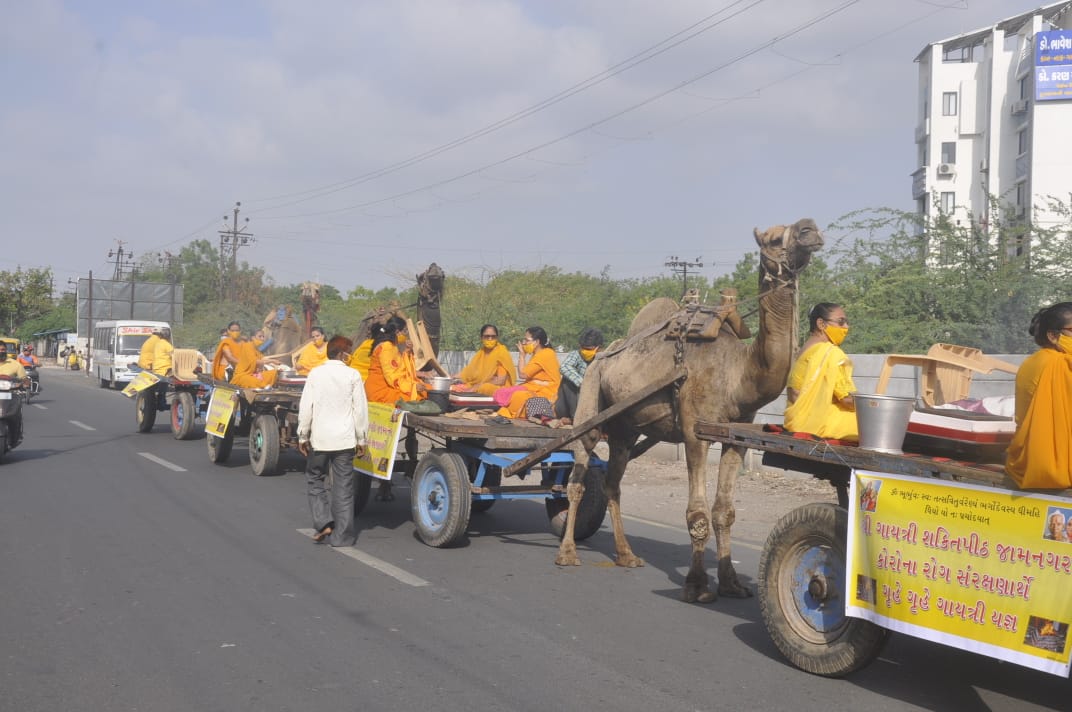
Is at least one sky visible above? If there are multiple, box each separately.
[0,0,1051,297]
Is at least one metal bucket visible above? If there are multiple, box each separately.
[853,393,916,454]
[429,376,452,392]
[427,376,452,413]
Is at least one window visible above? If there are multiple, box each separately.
[1016,183,1026,207]
[1019,76,1028,100]
[1018,129,1028,154]
[941,192,955,214]
[940,142,957,165]
[942,92,958,116]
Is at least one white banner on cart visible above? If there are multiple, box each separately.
[847,469,1072,677]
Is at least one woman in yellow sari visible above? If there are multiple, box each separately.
[294,326,328,375]
[230,330,281,388]
[455,324,515,395]
[364,317,427,404]
[495,326,560,420]
[1006,302,1072,489]
[784,303,858,440]
[212,321,244,381]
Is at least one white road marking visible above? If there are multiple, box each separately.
[297,529,430,587]
[32,403,47,410]
[622,513,763,552]
[69,420,96,431]
[138,452,187,472]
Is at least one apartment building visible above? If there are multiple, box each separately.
[912,2,1072,246]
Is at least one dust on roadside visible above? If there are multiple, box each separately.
[616,445,839,545]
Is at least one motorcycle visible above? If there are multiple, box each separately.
[0,375,25,461]
[23,364,40,399]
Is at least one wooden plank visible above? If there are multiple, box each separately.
[501,366,688,477]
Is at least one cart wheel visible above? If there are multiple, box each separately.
[207,427,234,464]
[471,466,500,513]
[249,414,280,476]
[136,391,156,433]
[353,472,373,517]
[758,502,888,677]
[547,465,608,540]
[171,391,197,440]
[412,448,472,548]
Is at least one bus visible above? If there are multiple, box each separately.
[91,320,170,388]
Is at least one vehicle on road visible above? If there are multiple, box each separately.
[0,374,26,460]
[92,320,170,388]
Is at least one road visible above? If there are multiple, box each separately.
[1,368,1067,712]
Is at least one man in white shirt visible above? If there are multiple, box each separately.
[297,335,369,547]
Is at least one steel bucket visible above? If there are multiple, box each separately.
[853,393,915,454]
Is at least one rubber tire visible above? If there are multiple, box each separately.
[758,502,889,677]
[548,464,608,540]
[249,414,280,477]
[411,448,472,548]
[470,466,500,513]
[99,375,109,388]
[136,391,156,433]
[171,391,197,440]
[353,472,373,517]
[207,426,235,464]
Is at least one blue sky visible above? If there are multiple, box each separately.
[0,0,1044,295]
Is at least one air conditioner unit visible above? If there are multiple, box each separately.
[1011,99,1029,115]
[937,163,956,176]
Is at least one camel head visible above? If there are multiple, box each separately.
[752,218,823,282]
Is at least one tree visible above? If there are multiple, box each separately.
[0,267,54,336]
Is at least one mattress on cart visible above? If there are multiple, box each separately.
[904,405,1015,463]
[449,392,496,410]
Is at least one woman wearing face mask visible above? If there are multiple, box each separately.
[494,326,560,420]
[783,303,858,441]
[455,324,516,395]
[364,316,427,404]
[230,329,282,388]
[555,327,604,422]
[294,326,329,375]
[1006,302,1072,489]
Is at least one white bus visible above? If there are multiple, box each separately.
[91,320,170,388]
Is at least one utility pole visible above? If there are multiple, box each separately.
[159,251,179,284]
[664,255,703,297]
[108,241,136,280]
[218,201,253,301]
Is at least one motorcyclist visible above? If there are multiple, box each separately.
[0,343,28,386]
[17,344,39,368]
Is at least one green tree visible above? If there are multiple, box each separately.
[0,267,54,336]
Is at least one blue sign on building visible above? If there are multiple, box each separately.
[1036,30,1072,101]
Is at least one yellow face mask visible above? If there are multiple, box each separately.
[313,333,324,344]
[252,337,265,347]
[1058,334,1072,354]
[397,333,407,345]
[824,324,849,346]
[228,329,240,338]
[482,338,498,350]
[523,342,536,355]
[580,348,598,362]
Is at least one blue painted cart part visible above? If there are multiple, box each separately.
[415,464,452,530]
[450,441,605,501]
[791,543,845,633]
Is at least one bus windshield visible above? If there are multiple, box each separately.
[118,334,151,355]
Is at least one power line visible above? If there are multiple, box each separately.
[665,255,704,296]
[218,202,254,300]
[244,0,769,213]
[107,241,136,281]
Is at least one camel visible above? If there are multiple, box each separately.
[260,305,304,365]
[554,218,823,604]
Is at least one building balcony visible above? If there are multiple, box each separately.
[911,167,927,200]
[914,118,930,143]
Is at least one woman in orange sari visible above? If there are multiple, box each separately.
[496,326,560,420]
[455,324,515,395]
[211,321,244,381]
[364,317,427,404]
[1006,302,1072,489]
[230,329,281,388]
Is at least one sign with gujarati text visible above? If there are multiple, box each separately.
[847,470,1072,676]
[205,386,239,438]
[118,326,157,335]
[353,403,406,481]
[1036,30,1072,102]
[121,371,160,397]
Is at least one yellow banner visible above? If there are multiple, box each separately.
[205,386,239,438]
[353,402,406,481]
[847,470,1072,676]
[122,371,160,397]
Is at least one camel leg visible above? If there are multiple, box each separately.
[601,431,643,568]
[712,444,752,598]
[554,435,595,567]
[682,435,715,603]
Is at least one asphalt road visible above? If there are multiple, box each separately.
[1,368,1068,712]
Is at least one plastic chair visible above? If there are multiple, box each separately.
[875,343,1018,407]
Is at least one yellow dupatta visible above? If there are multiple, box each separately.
[1007,348,1072,488]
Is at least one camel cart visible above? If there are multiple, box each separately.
[203,372,308,477]
[694,348,1072,680]
[129,349,212,440]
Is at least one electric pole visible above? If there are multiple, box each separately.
[218,201,254,301]
[108,241,136,280]
[664,255,703,297]
[159,251,179,284]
